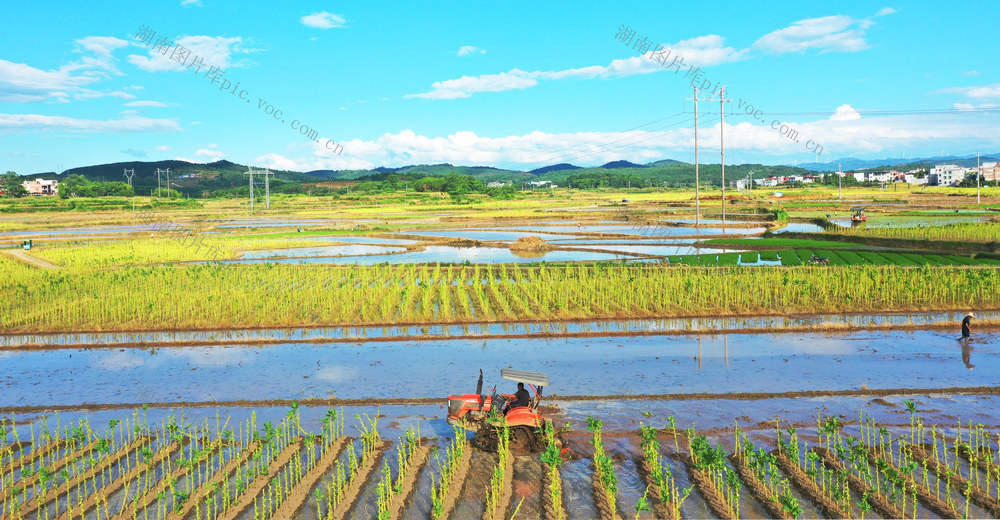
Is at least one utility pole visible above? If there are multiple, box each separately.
[977,152,981,205]
[244,167,256,212]
[165,168,170,199]
[838,162,843,199]
[155,168,163,197]
[262,168,275,209]
[690,85,701,226]
[720,86,728,228]
[748,170,754,195]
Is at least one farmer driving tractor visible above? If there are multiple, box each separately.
[505,382,530,414]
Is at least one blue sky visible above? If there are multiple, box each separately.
[2,0,998,174]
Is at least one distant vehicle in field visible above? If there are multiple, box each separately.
[446,368,549,452]
[809,255,829,265]
[851,208,867,222]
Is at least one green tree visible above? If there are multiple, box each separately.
[58,174,91,198]
[0,171,28,198]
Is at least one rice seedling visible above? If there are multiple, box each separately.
[732,425,802,519]
[686,430,740,519]
[429,425,470,519]
[638,424,690,519]
[586,416,619,519]
[483,420,512,520]
[540,420,565,520]
[830,221,1000,243]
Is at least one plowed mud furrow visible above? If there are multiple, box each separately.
[773,449,849,519]
[728,452,793,520]
[272,436,349,519]
[482,450,515,520]
[591,465,619,520]
[676,454,736,520]
[329,440,391,520]
[386,444,432,520]
[907,444,999,517]
[4,439,99,499]
[813,447,904,519]
[166,439,262,520]
[18,436,151,519]
[863,445,959,519]
[1,441,57,478]
[637,458,679,520]
[434,441,473,520]
[57,437,181,520]
[215,437,304,520]
[541,464,566,520]
[111,439,230,520]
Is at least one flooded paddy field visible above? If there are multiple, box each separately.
[3,327,996,409]
[4,322,1000,519]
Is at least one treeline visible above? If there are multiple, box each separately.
[351,172,517,199]
[58,174,134,198]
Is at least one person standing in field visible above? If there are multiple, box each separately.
[961,312,974,340]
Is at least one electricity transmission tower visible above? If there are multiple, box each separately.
[261,168,275,209]
[244,167,257,211]
[719,86,730,228]
[123,168,135,188]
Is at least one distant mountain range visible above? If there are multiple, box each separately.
[21,152,997,194]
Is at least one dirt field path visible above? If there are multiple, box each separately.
[1,249,61,269]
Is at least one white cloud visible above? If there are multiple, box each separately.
[754,15,872,54]
[128,35,254,72]
[964,70,980,76]
[195,145,225,160]
[406,70,538,99]
[156,145,171,151]
[875,7,897,16]
[120,109,140,115]
[181,0,202,5]
[108,91,136,99]
[938,83,1000,100]
[254,152,305,170]
[457,45,485,56]
[0,113,181,133]
[0,59,99,102]
[124,100,168,107]
[71,36,130,74]
[300,11,347,29]
[830,104,861,120]
[408,34,748,99]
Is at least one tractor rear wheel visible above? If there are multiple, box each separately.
[472,426,500,453]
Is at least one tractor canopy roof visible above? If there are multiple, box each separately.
[501,368,550,388]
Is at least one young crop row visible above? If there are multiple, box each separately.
[830,221,1000,243]
[3,259,1000,332]
[668,249,1000,267]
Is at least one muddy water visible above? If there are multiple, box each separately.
[239,244,407,259]
[451,450,492,519]
[217,245,636,264]
[3,329,998,407]
[559,457,599,519]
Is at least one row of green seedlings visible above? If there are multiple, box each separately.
[586,417,618,518]
[540,421,565,520]
[316,412,383,519]
[686,431,742,518]
[733,424,804,518]
[251,407,346,520]
[125,414,244,520]
[813,409,971,519]
[483,422,512,520]
[429,424,469,519]
[375,425,421,520]
[638,419,691,519]
[1,409,160,519]
[898,402,1000,517]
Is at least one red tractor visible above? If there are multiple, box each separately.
[446,368,549,452]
